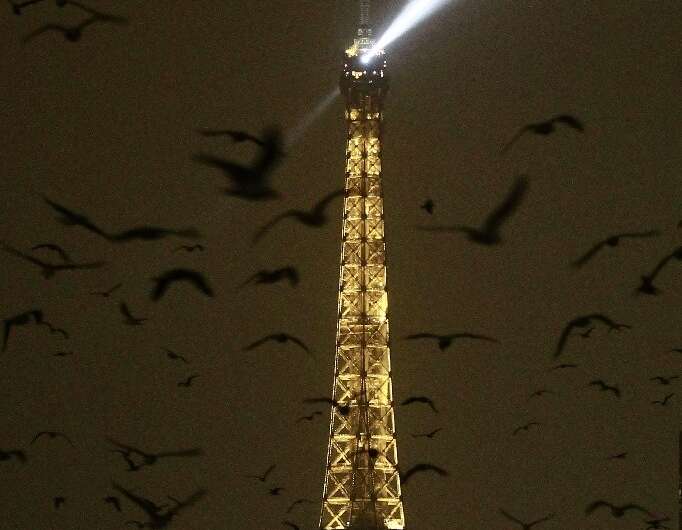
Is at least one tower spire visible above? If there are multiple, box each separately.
[360,0,370,27]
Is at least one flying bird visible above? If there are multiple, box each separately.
[650,375,679,385]
[42,196,199,243]
[399,463,448,485]
[401,396,438,413]
[513,422,541,435]
[571,230,660,268]
[108,438,202,471]
[150,269,214,301]
[501,114,584,153]
[2,309,43,352]
[178,375,199,387]
[53,350,74,357]
[53,496,66,509]
[637,245,682,295]
[0,448,27,463]
[554,313,631,357]
[0,241,105,279]
[411,428,443,439]
[244,333,311,355]
[162,348,189,364]
[192,126,284,201]
[104,496,122,512]
[240,266,299,288]
[547,363,579,371]
[296,411,322,423]
[174,244,205,253]
[585,500,656,518]
[285,498,315,513]
[197,129,266,146]
[37,319,68,339]
[119,302,147,326]
[588,380,621,397]
[652,393,674,406]
[31,431,74,446]
[246,464,276,482]
[303,397,350,416]
[527,389,554,401]
[420,199,434,214]
[417,175,528,245]
[90,283,122,297]
[31,243,72,262]
[404,332,498,351]
[269,487,285,496]
[498,508,555,529]
[606,452,628,460]
[23,12,128,43]
[252,188,345,242]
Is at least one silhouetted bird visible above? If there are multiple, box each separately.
[585,500,656,518]
[241,267,299,288]
[296,411,322,423]
[417,175,528,245]
[8,0,45,15]
[554,313,631,357]
[401,396,438,413]
[650,375,679,385]
[53,350,73,357]
[282,522,300,530]
[244,333,311,355]
[246,464,276,482]
[150,269,214,301]
[498,508,555,529]
[588,380,620,397]
[54,497,66,509]
[0,448,26,463]
[513,422,541,435]
[0,241,105,279]
[547,363,579,371]
[2,309,43,352]
[90,283,122,297]
[420,199,434,214]
[502,114,584,153]
[404,332,498,351]
[178,375,199,387]
[42,196,199,243]
[174,244,204,253]
[652,393,674,406]
[637,245,682,295]
[571,230,660,268]
[113,481,205,529]
[606,452,627,460]
[104,496,121,512]
[197,129,266,146]
[286,498,315,513]
[253,188,345,242]
[107,438,202,471]
[399,463,448,485]
[269,487,284,496]
[193,126,284,201]
[37,319,68,339]
[31,243,72,262]
[31,431,74,446]
[411,428,442,439]
[119,302,147,326]
[303,397,350,416]
[162,348,189,364]
[23,12,128,43]
[527,389,554,401]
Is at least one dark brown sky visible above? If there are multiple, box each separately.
[1,1,681,529]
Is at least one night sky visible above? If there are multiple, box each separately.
[1,1,681,529]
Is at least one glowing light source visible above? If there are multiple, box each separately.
[360,0,453,63]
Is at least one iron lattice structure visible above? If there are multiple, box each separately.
[318,19,406,530]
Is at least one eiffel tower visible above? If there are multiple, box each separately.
[318,2,406,529]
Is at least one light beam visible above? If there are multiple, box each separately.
[360,0,454,64]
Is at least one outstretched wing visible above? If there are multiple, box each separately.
[481,175,528,235]
[571,240,608,268]
[649,245,682,279]
[243,335,272,351]
[554,319,579,357]
[500,125,533,154]
[553,114,584,131]
[310,188,345,217]
[400,463,448,485]
[498,508,525,525]
[252,211,296,243]
[192,153,251,183]
[41,196,108,237]
[286,334,311,354]
[404,333,440,341]
[585,500,611,514]
[197,129,265,146]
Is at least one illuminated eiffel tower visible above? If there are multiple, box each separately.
[318,2,406,529]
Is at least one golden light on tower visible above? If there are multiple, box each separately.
[318,2,405,529]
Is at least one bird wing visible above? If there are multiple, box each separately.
[554,320,578,357]
[481,175,528,235]
[192,153,251,183]
[23,24,70,42]
[198,129,265,146]
[151,269,213,301]
[252,211,296,243]
[0,241,48,268]
[500,126,533,154]
[401,463,448,484]
[282,522,300,530]
[571,240,608,268]
[585,500,611,514]
[251,127,284,176]
[621,504,656,517]
[553,114,584,131]
[404,333,439,340]
[617,229,661,239]
[310,188,345,216]
[41,197,108,237]
[287,334,311,353]
[451,333,499,342]
[498,508,525,525]
[648,246,682,279]
[529,513,555,525]
[243,335,271,351]
[31,243,71,262]
[119,302,134,320]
